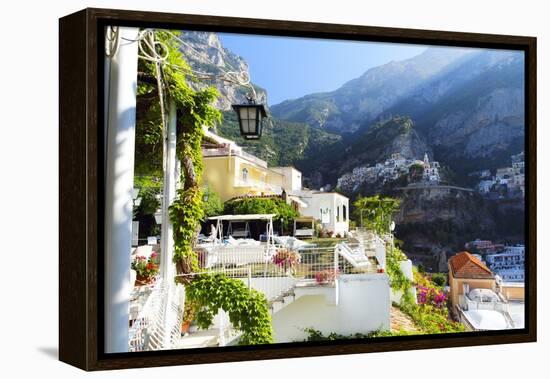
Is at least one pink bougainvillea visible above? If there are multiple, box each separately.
[417,285,447,307]
[272,248,301,270]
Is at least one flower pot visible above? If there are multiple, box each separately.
[135,274,155,286]
[181,321,191,335]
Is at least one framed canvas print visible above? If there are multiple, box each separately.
[59,8,536,371]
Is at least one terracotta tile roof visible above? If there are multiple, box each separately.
[449,251,494,279]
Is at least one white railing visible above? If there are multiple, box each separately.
[459,295,509,313]
[128,279,185,352]
[199,244,381,299]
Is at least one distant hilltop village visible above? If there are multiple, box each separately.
[337,152,441,193]
[473,152,525,199]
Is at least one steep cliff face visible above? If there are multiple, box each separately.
[178,31,268,110]
[392,187,524,272]
[431,87,524,158]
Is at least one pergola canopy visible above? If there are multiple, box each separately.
[207,214,277,221]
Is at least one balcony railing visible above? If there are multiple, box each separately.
[197,243,381,302]
[459,294,509,313]
[202,146,268,168]
[233,178,282,193]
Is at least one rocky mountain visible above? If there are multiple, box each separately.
[178,31,268,110]
[292,48,525,187]
[215,110,341,167]
[377,49,525,174]
[270,47,476,133]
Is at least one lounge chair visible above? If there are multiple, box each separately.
[335,242,373,268]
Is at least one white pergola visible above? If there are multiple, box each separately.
[208,214,277,245]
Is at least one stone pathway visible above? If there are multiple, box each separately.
[391,306,419,332]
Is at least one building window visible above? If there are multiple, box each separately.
[336,206,340,222]
[241,168,248,182]
[343,205,347,222]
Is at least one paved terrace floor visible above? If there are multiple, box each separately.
[390,306,418,333]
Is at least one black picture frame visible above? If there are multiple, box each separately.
[59,7,537,371]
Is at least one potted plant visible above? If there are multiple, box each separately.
[272,248,301,275]
[181,301,197,335]
[314,269,338,285]
[131,251,159,285]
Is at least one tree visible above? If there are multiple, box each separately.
[202,186,223,217]
[223,197,298,231]
[352,195,401,235]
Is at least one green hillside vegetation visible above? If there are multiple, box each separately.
[217,111,341,167]
[349,116,414,160]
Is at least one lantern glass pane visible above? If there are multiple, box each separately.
[239,107,248,120]
[244,120,252,133]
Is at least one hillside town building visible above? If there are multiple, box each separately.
[475,151,525,198]
[447,252,524,331]
[337,152,441,193]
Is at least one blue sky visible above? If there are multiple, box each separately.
[219,33,427,105]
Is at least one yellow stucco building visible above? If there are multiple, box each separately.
[201,129,302,202]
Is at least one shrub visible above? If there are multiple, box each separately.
[303,327,415,341]
[417,285,447,307]
[224,197,298,230]
[202,186,223,217]
[431,273,447,287]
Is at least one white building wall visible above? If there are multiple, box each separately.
[271,166,302,192]
[390,259,417,304]
[301,192,349,235]
[272,274,390,342]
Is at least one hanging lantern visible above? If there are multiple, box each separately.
[232,99,267,140]
[154,209,162,225]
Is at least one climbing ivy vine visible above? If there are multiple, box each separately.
[152,32,221,271]
[186,273,274,345]
[386,244,414,304]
